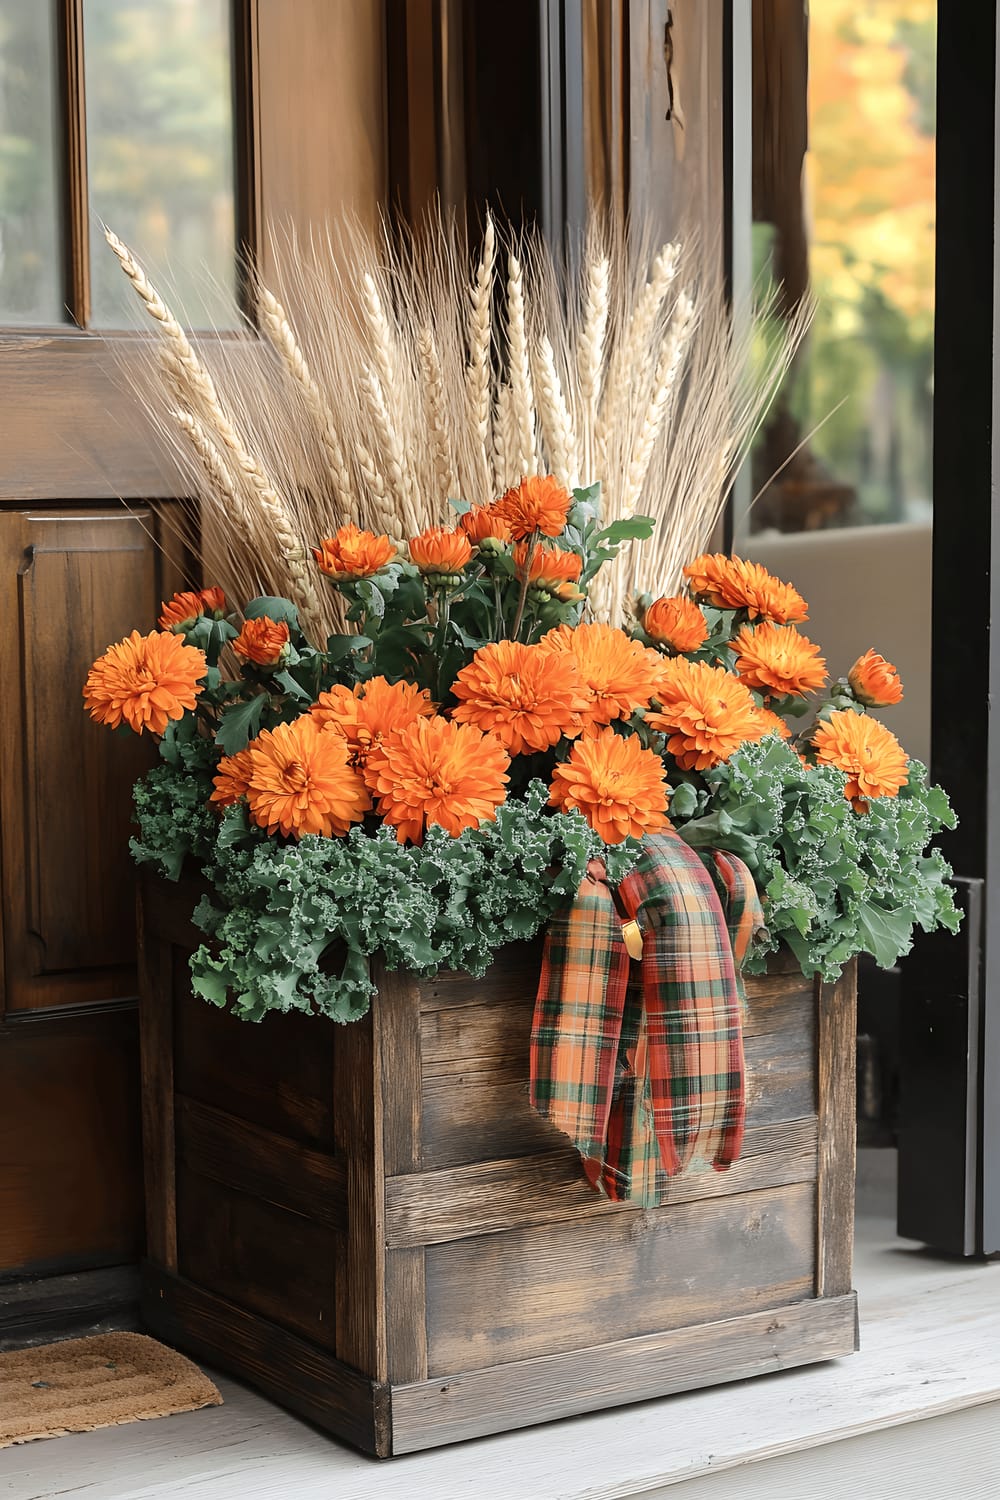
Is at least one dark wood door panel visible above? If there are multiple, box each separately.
[0,1008,142,1275]
[0,506,186,1012]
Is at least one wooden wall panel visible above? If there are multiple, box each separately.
[0,507,185,1012]
[0,1010,142,1274]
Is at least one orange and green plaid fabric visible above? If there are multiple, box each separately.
[529,831,763,1205]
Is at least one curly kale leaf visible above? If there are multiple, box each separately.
[186,781,642,1023]
[131,757,216,881]
[672,736,960,980]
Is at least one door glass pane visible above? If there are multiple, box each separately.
[0,2,66,324]
[83,0,238,329]
[749,0,935,533]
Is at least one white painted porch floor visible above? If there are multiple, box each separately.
[2,1152,999,1500]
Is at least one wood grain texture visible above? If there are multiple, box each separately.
[419,984,815,1170]
[390,1294,858,1454]
[424,1182,817,1376]
[175,1166,339,1352]
[175,1095,346,1229]
[333,1009,386,1380]
[373,961,428,1383]
[385,1117,819,1249]
[172,963,339,1149]
[135,905,177,1273]
[141,1264,389,1457]
[816,964,858,1296]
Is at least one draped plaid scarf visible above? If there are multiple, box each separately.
[529,831,763,1205]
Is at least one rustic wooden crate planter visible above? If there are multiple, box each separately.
[137,874,858,1458]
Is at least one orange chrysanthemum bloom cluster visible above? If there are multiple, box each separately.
[539,622,662,727]
[233,617,291,669]
[84,629,206,736]
[314,525,396,581]
[365,716,509,844]
[310,676,435,767]
[754,706,792,741]
[812,710,909,812]
[460,503,513,546]
[644,594,707,654]
[648,657,767,770]
[848,649,904,707]
[684,553,808,624]
[550,726,670,844]
[514,541,584,600]
[211,747,255,807]
[733,622,828,699]
[159,586,226,632]
[495,475,572,539]
[409,526,473,578]
[244,716,370,838]
[451,640,587,754]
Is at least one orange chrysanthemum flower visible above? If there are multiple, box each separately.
[514,541,584,596]
[683,553,808,624]
[158,586,227,632]
[451,640,587,755]
[365,716,509,844]
[549,726,670,844]
[848,649,904,707]
[245,716,370,838]
[733,622,828,699]
[84,629,206,737]
[647,657,768,770]
[233,617,291,669]
[313,524,396,581]
[495,474,573,539]
[310,676,435,767]
[211,747,256,807]
[539,622,662,726]
[754,706,792,740]
[409,525,473,577]
[460,503,513,546]
[644,594,708,654]
[812,709,909,812]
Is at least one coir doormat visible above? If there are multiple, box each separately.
[0,1331,222,1447]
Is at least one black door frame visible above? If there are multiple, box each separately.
[897,0,1000,1256]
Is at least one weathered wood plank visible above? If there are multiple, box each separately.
[136,896,177,1273]
[175,1095,346,1229]
[424,1181,817,1376]
[386,1117,818,1248]
[816,966,858,1296]
[421,1021,815,1169]
[174,973,339,1149]
[141,1263,389,1458]
[373,961,428,1383]
[175,1166,338,1352]
[390,1293,859,1454]
[334,1008,386,1380]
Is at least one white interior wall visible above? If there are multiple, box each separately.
[745,523,932,768]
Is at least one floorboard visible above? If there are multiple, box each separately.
[1,1153,998,1499]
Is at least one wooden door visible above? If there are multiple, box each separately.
[0,0,386,1289]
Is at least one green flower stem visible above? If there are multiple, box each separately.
[509,533,538,642]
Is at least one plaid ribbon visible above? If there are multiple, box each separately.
[529,831,764,1205]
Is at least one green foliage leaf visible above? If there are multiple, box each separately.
[216,694,268,755]
[244,597,300,630]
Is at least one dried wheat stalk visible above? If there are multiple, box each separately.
[105,215,807,641]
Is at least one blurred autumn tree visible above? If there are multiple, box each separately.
[0,0,236,327]
[753,0,935,530]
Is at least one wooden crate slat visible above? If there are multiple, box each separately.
[385,1116,819,1249]
[390,1294,859,1454]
